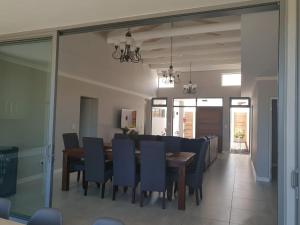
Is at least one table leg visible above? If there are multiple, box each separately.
[62,153,70,191]
[178,165,186,210]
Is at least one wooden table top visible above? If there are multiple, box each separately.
[0,219,23,225]
[63,148,195,167]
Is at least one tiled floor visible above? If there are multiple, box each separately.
[51,153,277,225]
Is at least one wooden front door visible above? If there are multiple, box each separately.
[196,107,223,152]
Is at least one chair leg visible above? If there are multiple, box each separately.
[174,182,178,195]
[189,187,194,195]
[82,171,86,189]
[162,191,166,209]
[132,187,136,204]
[112,185,117,201]
[200,186,203,200]
[84,181,88,196]
[140,190,144,207]
[195,188,200,206]
[167,183,173,201]
[101,183,105,199]
[77,171,81,182]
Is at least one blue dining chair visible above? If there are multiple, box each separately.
[82,137,113,198]
[62,133,85,182]
[139,141,167,209]
[136,135,158,148]
[27,208,62,225]
[173,139,208,205]
[0,198,11,219]
[114,133,129,139]
[93,218,124,225]
[160,136,182,153]
[112,139,139,203]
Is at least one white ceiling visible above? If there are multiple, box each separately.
[105,15,241,73]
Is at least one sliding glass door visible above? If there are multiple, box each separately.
[0,36,57,218]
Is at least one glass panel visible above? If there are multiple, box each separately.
[197,98,223,107]
[231,98,250,106]
[0,38,53,217]
[173,98,196,107]
[152,98,167,106]
[151,107,167,135]
[173,107,196,138]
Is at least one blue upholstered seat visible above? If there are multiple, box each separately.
[0,198,11,219]
[27,208,62,225]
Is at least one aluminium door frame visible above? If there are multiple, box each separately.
[0,31,59,210]
[297,0,300,224]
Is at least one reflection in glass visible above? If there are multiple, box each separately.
[0,39,53,217]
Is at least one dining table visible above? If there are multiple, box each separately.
[61,145,195,210]
[0,219,23,225]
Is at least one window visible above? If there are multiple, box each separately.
[230,97,250,107]
[222,73,241,86]
[158,77,174,88]
[152,98,167,136]
[197,98,223,107]
[173,98,196,107]
[152,98,167,106]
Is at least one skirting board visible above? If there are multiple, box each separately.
[251,160,271,182]
[17,169,62,185]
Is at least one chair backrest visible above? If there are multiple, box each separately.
[112,139,136,187]
[114,133,129,139]
[63,133,80,149]
[83,137,105,182]
[93,218,125,225]
[136,135,158,149]
[160,136,182,153]
[181,138,205,155]
[27,208,62,225]
[140,141,166,192]
[194,139,209,186]
[0,198,11,219]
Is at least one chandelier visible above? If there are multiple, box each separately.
[112,29,142,63]
[161,36,180,84]
[183,63,197,94]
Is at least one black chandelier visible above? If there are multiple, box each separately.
[161,36,180,84]
[112,30,142,63]
[183,63,197,94]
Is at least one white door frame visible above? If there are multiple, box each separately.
[278,0,298,225]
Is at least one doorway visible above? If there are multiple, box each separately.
[79,97,98,141]
[229,98,250,154]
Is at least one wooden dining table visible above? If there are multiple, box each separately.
[0,219,23,225]
[61,146,195,210]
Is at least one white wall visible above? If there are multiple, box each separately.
[157,70,241,151]
[0,0,276,36]
[251,79,277,180]
[59,32,157,98]
[241,10,279,96]
[240,10,279,180]
[55,76,148,169]
[55,32,156,169]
